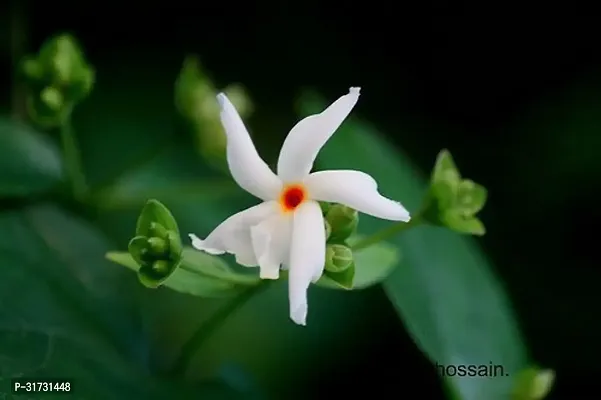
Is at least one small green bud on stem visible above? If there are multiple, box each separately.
[147,237,168,256]
[325,244,354,273]
[326,204,359,242]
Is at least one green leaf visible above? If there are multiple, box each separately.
[352,241,400,290]
[0,204,221,398]
[0,118,63,196]
[107,247,259,298]
[136,199,180,237]
[300,91,527,400]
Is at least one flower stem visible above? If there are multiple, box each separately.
[59,116,87,201]
[168,280,272,377]
[352,214,423,251]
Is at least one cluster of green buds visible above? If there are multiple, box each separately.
[20,34,95,127]
[422,149,488,236]
[318,202,359,289]
[174,55,253,169]
[128,200,183,288]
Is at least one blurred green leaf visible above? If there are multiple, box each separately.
[316,241,399,290]
[0,118,63,196]
[0,204,250,398]
[107,247,259,298]
[512,367,555,400]
[300,91,527,400]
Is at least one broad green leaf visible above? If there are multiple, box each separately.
[107,247,259,298]
[352,241,400,290]
[300,91,527,400]
[0,118,63,196]
[0,204,249,399]
[316,241,399,290]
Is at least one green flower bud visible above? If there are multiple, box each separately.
[424,149,488,236]
[151,260,170,275]
[40,86,63,111]
[326,204,358,242]
[324,219,331,241]
[150,221,169,239]
[129,199,183,288]
[223,84,253,119]
[319,201,331,214]
[37,34,92,89]
[25,87,70,128]
[174,55,253,171]
[325,244,354,273]
[20,33,95,127]
[147,237,168,256]
[166,230,183,259]
[174,56,214,124]
[128,236,151,267]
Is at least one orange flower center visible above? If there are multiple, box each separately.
[280,184,307,212]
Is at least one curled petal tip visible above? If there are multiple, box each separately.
[216,92,227,107]
[291,305,308,326]
[188,233,224,255]
[260,271,280,280]
[349,87,361,94]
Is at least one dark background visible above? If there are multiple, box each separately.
[2,4,600,399]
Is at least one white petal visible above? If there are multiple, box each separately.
[288,201,326,326]
[189,201,278,267]
[250,214,292,280]
[276,87,361,182]
[306,170,411,221]
[217,93,282,200]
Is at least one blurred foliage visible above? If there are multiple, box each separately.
[299,92,531,400]
[20,33,94,128]
[0,31,555,400]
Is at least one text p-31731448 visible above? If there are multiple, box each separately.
[11,379,72,394]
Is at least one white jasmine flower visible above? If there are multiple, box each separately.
[190,87,410,326]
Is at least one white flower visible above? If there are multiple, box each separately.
[189,87,410,326]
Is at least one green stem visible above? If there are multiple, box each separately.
[352,214,423,251]
[169,280,272,377]
[59,116,87,200]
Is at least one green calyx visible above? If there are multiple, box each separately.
[424,149,488,236]
[128,199,183,288]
